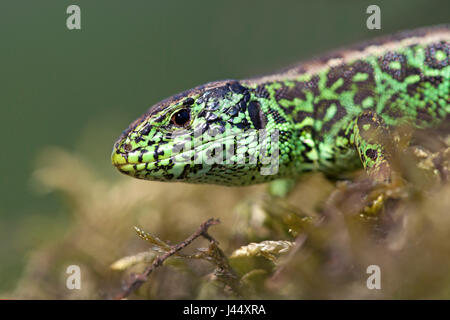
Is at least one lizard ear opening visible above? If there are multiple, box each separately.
[248,101,266,129]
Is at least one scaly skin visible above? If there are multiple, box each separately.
[112,26,449,186]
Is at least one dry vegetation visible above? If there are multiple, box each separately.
[3,131,450,299]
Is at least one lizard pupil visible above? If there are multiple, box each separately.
[171,109,190,127]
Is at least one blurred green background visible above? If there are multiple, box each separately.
[0,0,448,293]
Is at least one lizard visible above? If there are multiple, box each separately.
[111,26,449,195]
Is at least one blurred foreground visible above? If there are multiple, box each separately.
[2,134,450,299]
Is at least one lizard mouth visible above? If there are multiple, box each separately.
[111,150,154,173]
[111,145,194,178]
[111,130,276,181]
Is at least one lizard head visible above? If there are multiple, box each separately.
[111,80,280,185]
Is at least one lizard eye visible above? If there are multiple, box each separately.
[171,109,191,127]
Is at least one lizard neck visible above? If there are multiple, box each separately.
[240,26,449,176]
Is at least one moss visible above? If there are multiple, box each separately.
[3,132,450,299]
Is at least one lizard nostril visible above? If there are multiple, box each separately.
[123,143,133,152]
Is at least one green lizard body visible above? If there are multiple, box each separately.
[112,26,449,185]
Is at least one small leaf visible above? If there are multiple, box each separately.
[110,251,156,271]
[134,226,171,251]
[230,240,295,263]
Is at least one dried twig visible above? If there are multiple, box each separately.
[115,218,220,300]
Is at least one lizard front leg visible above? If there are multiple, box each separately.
[350,110,396,184]
[343,110,409,216]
